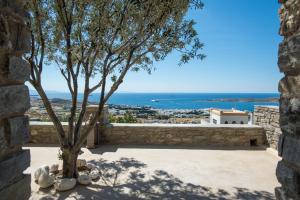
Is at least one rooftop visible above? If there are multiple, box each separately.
[211,109,249,116]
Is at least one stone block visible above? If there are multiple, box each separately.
[279,0,300,37]
[0,174,31,200]
[84,105,109,125]
[86,129,95,149]
[282,136,300,167]
[181,138,193,144]
[276,160,300,198]
[0,56,30,85]
[278,35,300,74]
[290,98,300,113]
[0,85,30,119]
[280,124,294,135]
[275,187,290,200]
[0,150,30,190]
[7,19,31,55]
[8,56,30,82]
[0,125,7,150]
[9,116,30,146]
[0,0,29,12]
[277,133,283,156]
[280,96,300,124]
[287,122,300,135]
[279,76,300,98]
[0,2,30,54]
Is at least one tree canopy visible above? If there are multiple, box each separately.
[26,0,205,177]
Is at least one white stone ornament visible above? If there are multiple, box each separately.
[49,164,59,174]
[89,169,99,180]
[77,174,91,185]
[34,165,49,181]
[86,163,96,170]
[38,173,55,188]
[55,178,76,191]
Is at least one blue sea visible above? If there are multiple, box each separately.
[31,91,279,112]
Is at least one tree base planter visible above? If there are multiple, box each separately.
[55,178,76,192]
[34,160,98,192]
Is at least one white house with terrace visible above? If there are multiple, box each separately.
[210,108,250,125]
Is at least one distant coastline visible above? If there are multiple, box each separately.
[40,97,279,104]
[29,92,279,111]
[28,94,279,123]
[194,97,278,103]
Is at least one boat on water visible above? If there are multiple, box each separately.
[151,99,160,102]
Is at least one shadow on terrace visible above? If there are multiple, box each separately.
[86,144,268,155]
[36,157,274,200]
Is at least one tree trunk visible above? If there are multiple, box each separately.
[62,148,79,178]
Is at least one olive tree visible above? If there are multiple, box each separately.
[26,0,205,178]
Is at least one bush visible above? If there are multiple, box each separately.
[109,111,138,123]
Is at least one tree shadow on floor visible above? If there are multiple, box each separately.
[34,157,275,200]
[87,145,268,156]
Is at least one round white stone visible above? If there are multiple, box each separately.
[86,163,96,170]
[89,169,99,180]
[77,174,91,185]
[34,165,49,181]
[55,178,76,191]
[49,164,59,173]
[38,173,55,188]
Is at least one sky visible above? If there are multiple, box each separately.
[28,0,282,93]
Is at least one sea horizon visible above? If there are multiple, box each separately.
[30,90,279,112]
[30,89,280,94]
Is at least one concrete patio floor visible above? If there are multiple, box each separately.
[25,145,280,200]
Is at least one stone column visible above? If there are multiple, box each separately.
[84,105,109,148]
[275,0,300,199]
[0,1,31,199]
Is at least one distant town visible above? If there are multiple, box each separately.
[27,96,274,124]
[28,97,210,124]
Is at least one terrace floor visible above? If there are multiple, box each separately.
[25,145,280,200]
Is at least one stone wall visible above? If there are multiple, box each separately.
[275,0,300,199]
[254,106,282,150]
[104,124,264,146]
[30,122,68,144]
[0,1,31,199]
[30,122,265,147]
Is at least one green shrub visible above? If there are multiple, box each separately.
[109,111,138,123]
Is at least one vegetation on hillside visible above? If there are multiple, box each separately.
[109,111,138,123]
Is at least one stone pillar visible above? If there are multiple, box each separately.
[0,0,31,199]
[84,105,109,148]
[275,0,300,199]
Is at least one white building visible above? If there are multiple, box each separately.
[210,109,249,124]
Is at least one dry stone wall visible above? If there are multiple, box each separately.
[30,122,265,147]
[276,0,300,199]
[0,1,31,199]
[254,106,282,150]
[104,124,264,146]
[30,122,68,144]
